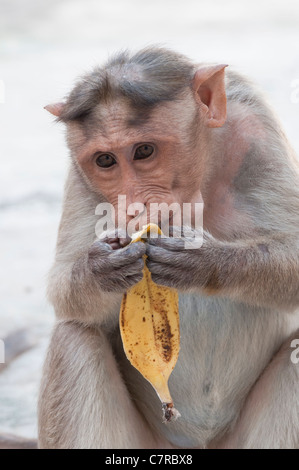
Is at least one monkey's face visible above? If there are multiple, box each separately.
[68,97,205,228]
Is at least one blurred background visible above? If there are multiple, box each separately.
[0,0,299,440]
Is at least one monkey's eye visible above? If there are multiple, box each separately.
[134,144,154,160]
[95,154,117,168]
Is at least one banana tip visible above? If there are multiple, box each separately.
[162,403,181,423]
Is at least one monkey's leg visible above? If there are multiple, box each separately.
[38,321,168,449]
[213,329,299,449]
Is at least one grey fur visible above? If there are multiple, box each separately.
[39,47,299,449]
[59,47,195,123]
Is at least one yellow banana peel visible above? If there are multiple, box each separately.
[119,224,180,422]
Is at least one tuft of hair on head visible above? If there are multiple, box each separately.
[58,46,196,123]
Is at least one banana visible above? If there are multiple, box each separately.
[119,224,180,422]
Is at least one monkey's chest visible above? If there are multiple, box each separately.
[114,294,285,448]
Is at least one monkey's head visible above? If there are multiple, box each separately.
[46,47,227,229]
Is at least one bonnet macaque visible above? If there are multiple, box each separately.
[39,47,299,449]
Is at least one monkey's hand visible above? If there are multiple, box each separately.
[145,229,219,291]
[88,231,146,293]
[146,227,299,309]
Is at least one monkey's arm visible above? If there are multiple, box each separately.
[146,230,299,310]
[48,165,145,324]
[38,322,160,448]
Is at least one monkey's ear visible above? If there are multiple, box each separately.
[44,102,65,117]
[193,64,228,128]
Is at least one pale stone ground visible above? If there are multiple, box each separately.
[0,0,299,439]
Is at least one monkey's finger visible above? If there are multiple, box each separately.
[146,244,189,265]
[105,234,132,250]
[101,272,144,292]
[146,246,174,265]
[89,241,113,259]
[147,260,182,275]
[146,251,192,273]
[147,236,186,252]
[119,235,132,247]
[150,271,186,289]
[115,259,144,276]
[108,242,146,268]
[105,237,131,249]
[122,272,144,287]
[108,240,123,250]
